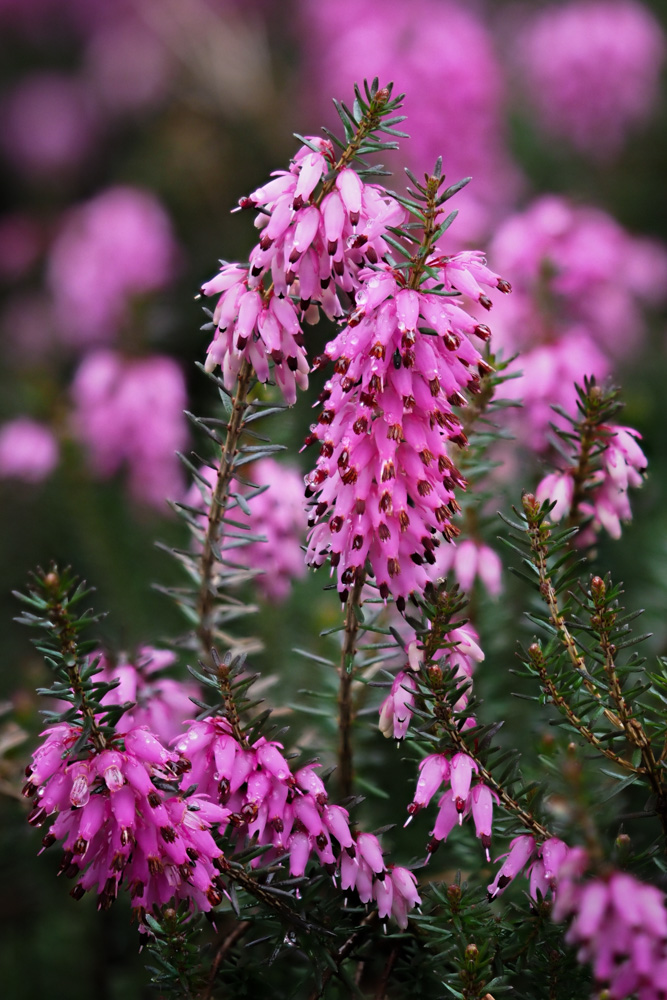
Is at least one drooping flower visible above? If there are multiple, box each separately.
[92,647,200,744]
[432,538,503,597]
[378,671,417,740]
[200,135,405,402]
[174,715,420,926]
[536,423,647,541]
[24,723,226,914]
[552,852,667,997]
[305,254,509,604]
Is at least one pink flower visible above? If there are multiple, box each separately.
[0,418,58,483]
[298,0,520,239]
[535,472,575,523]
[537,423,647,542]
[91,647,199,744]
[305,254,508,604]
[490,195,667,362]
[187,458,307,602]
[515,0,665,159]
[432,538,503,597]
[49,186,178,345]
[378,671,417,740]
[487,835,537,899]
[201,136,406,402]
[71,350,187,507]
[553,855,667,997]
[25,722,225,915]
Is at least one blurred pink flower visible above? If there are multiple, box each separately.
[71,349,187,507]
[0,417,58,483]
[49,186,179,345]
[298,0,520,239]
[516,0,665,159]
[0,73,98,177]
[536,423,647,542]
[188,457,307,602]
[490,195,667,360]
[489,196,667,449]
[84,16,172,116]
[553,853,667,996]
[432,538,503,597]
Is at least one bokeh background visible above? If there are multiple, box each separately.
[2,1,667,997]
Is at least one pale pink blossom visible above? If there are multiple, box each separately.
[516,0,665,159]
[0,418,58,483]
[71,350,187,507]
[49,186,178,345]
[553,853,667,997]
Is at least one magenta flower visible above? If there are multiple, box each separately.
[515,0,665,159]
[487,835,537,899]
[305,255,508,604]
[201,136,405,402]
[71,349,187,507]
[0,418,58,483]
[91,647,200,744]
[24,723,226,914]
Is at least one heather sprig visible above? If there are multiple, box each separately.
[15,566,114,748]
[507,490,667,842]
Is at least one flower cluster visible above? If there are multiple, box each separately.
[92,646,200,744]
[487,834,570,900]
[200,134,404,403]
[536,424,647,541]
[187,457,307,603]
[515,0,665,159]
[23,723,226,914]
[175,716,421,927]
[304,256,509,604]
[489,196,667,449]
[407,752,498,862]
[299,0,519,239]
[553,850,667,998]
[71,349,187,507]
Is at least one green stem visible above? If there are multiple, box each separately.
[195,359,253,666]
[46,587,107,752]
[338,574,365,799]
